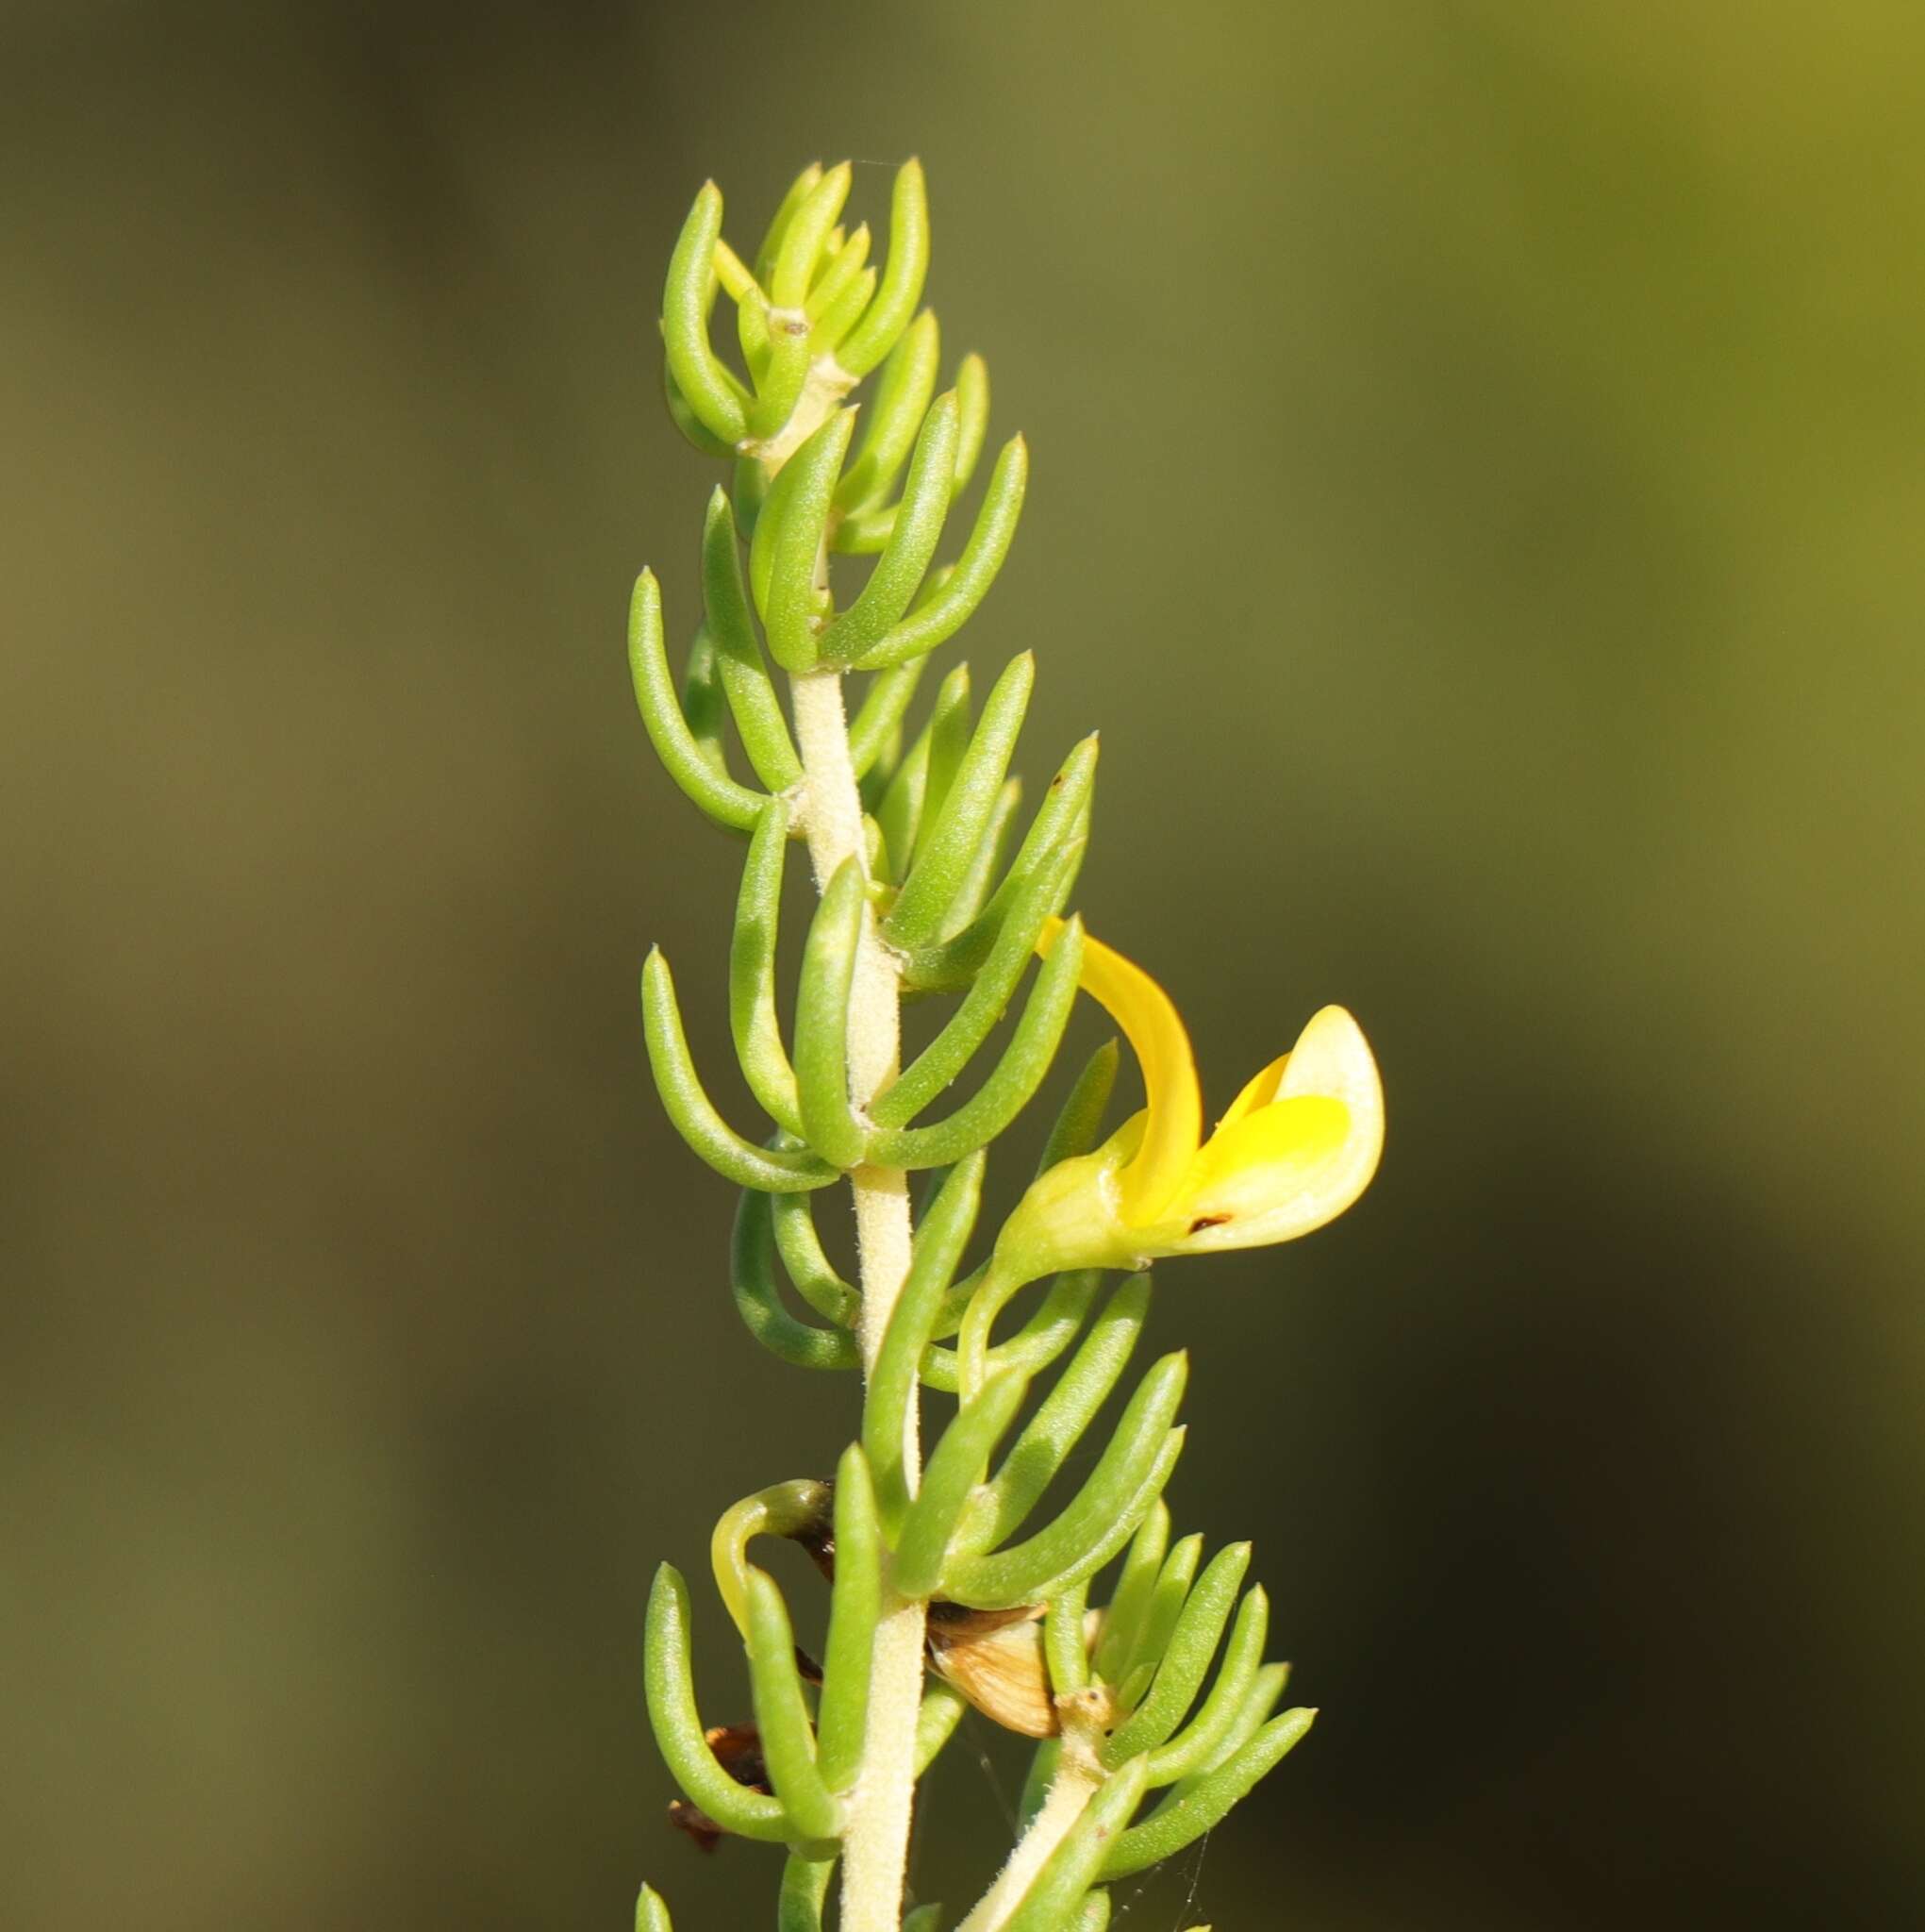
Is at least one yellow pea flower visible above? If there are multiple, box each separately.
[997,922,1384,1281]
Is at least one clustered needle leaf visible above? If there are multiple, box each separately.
[628,158,1324,1932]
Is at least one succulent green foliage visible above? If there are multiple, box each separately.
[778,1855,838,1932]
[731,1189,858,1371]
[642,1564,793,1845]
[815,1445,883,1791]
[630,159,1316,1932]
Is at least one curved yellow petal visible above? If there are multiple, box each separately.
[1039,920,1202,1225]
[1220,998,1380,1132]
[1179,1093,1353,1235]
[1180,1004,1383,1252]
[1278,1005,1381,1122]
[1219,1052,1288,1128]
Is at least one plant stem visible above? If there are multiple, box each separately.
[954,1744,1102,1932]
[750,356,857,470]
[789,666,926,1932]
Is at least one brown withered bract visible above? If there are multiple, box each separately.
[666,1724,769,1853]
[924,1603,1059,1740]
[667,1800,726,1854]
[778,1479,837,1584]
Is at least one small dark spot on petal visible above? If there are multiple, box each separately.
[1187,1212,1232,1234]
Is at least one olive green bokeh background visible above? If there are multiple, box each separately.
[5,3,1921,1926]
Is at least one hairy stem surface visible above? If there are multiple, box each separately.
[954,1747,1102,1932]
[790,667,925,1932]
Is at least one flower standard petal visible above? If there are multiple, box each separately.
[1278,1004,1382,1119]
[1040,922,1202,1225]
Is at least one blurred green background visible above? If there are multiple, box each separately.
[5,2,1922,1926]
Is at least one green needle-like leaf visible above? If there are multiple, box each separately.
[1038,1038,1121,1174]
[1002,1755,1151,1932]
[980,731,1096,910]
[807,221,871,318]
[731,1189,859,1371]
[643,1564,792,1843]
[752,409,858,673]
[778,1854,838,1932]
[745,1567,843,1842]
[1103,1542,1252,1767]
[1044,1580,1091,1698]
[914,663,975,863]
[664,358,740,458]
[680,626,728,772]
[1230,1659,1286,1740]
[985,1269,1104,1380]
[902,1907,943,1932]
[849,435,1028,671]
[848,658,927,779]
[709,1475,834,1638]
[914,1681,969,1775]
[885,652,1034,945]
[730,801,803,1138]
[1128,1535,1204,1684]
[1197,1661,1291,1774]
[700,491,802,790]
[629,573,767,833]
[940,774,1022,935]
[919,1266,1100,1395]
[903,733,1096,992]
[793,858,871,1171]
[1075,1892,1112,1932]
[1145,1585,1270,1787]
[1093,1502,1171,1684]
[769,1190,861,1328]
[747,308,815,442]
[952,353,990,492]
[1117,1660,1156,1710]
[874,722,933,885]
[812,265,878,356]
[819,393,960,664]
[635,1883,673,1932]
[834,503,900,556]
[642,951,838,1193]
[837,309,940,515]
[770,161,852,309]
[957,1274,1153,1554]
[863,915,1084,1170]
[755,162,824,287]
[873,835,1083,1130]
[838,158,930,377]
[1099,1708,1317,1881]
[815,1444,883,1792]
[925,1266,988,1351]
[731,450,769,540]
[662,184,750,447]
[896,1368,1028,1600]
[943,1354,1187,1610]
[713,237,770,379]
[864,1153,986,1526]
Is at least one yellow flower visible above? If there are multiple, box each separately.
[998,922,1384,1279]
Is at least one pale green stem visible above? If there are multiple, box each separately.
[954,1738,1104,1932]
[750,354,859,469]
[788,664,925,1932]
